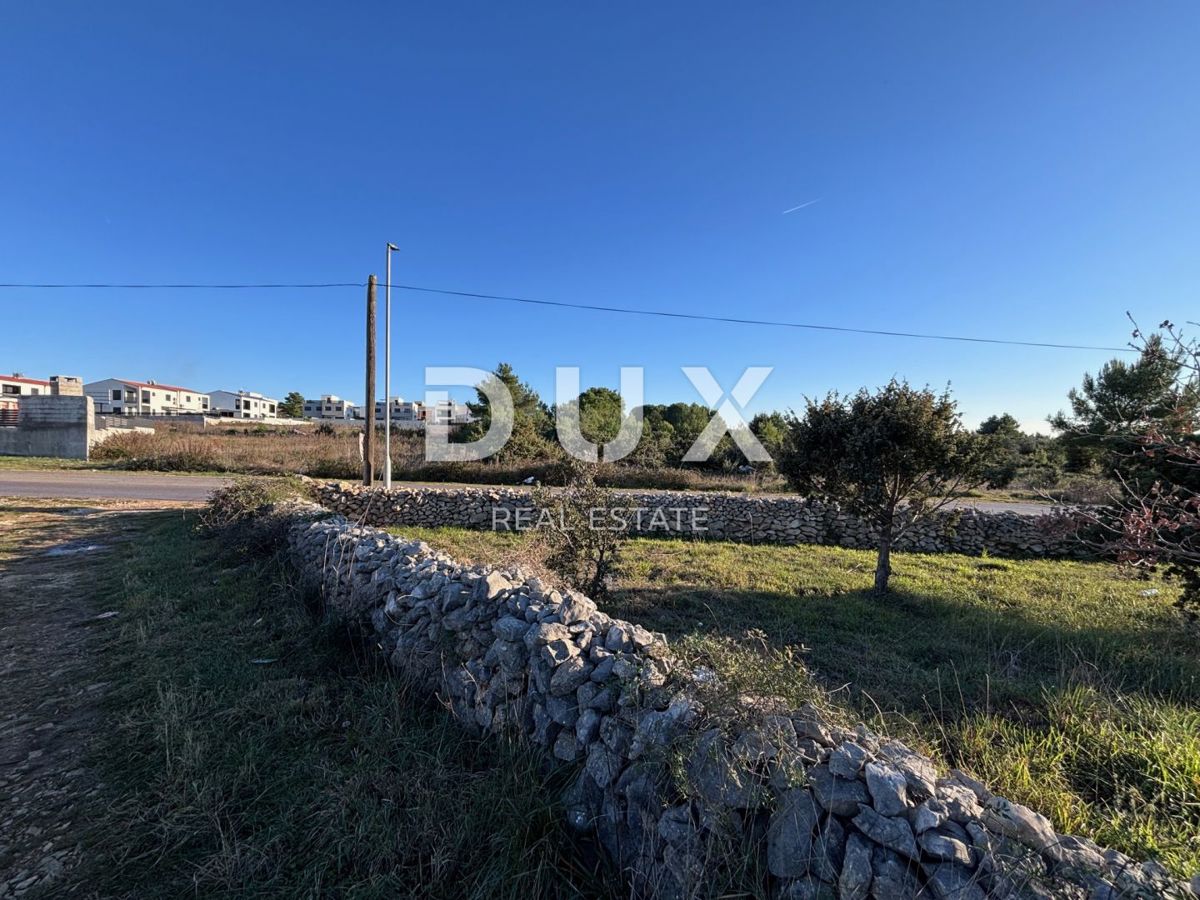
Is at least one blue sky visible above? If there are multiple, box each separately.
[2,2,1198,433]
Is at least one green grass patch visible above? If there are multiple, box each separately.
[71,512,612,898]
[395,526,1200,879]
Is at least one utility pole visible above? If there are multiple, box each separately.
[364,274,377,486]
[384,243,399,489]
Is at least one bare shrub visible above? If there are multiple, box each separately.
[531,460,624,597]
[200,477,316,555]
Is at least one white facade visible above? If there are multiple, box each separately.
[359,398,473,426]
[1,373,50,417]
[1,374,51,403]
[303,394,353,420]
[209,390,278,419]
[426,399,474,426]
[374,397,424,424]
[85,378,209,416]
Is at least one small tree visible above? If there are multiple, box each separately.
[531,459,624,597]
[279,391,306,419]
[780,381,985,593]
[1084,321,1200,617]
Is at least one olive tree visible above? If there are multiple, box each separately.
[780,381,985,593]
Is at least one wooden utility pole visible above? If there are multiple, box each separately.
[364,274,377,486]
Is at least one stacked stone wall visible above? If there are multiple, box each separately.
[277,504,1191,899]
[314,483,1088,559]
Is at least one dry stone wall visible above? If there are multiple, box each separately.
[313,483,1087,559]
[278,503,1191,899]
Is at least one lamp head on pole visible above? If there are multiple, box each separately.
[387,243,399,252]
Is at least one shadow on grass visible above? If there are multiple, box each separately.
[56,511,617,900]
[605,577,1200,724]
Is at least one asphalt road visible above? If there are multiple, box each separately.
[0,470,230,501]
[0,468,1061,515]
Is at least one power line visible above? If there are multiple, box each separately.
[0,280,1133,352]
[390,284,1133,352]
[0,282,361,289]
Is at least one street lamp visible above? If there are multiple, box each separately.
[384,242,399,489]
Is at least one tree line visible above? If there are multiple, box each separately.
[455,321,1199,602]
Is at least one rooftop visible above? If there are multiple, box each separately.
[2,373,52,387]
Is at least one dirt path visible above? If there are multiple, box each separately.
[0,500,194,899]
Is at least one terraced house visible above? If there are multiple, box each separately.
[85,378,209,416]
[208,389,278,419]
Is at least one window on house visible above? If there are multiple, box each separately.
[142,391,151,404]
[111,389,122,400]
[30,388,40,395]
[2,385,18,395]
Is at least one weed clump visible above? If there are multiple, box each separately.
[200,477,317,553]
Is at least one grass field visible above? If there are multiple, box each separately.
[394,526,1200,880]
[0,502,613,898]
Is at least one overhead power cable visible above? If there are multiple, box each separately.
[0,282,361,289]
[0,280,1132,352]
[389,284,1132,352]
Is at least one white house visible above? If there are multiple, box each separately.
[1,373,51,404]
[1,373,51,419]
[85,378,209,416]
[357,397,473,426]
[302,394,353,420]
[209,390,278,419]
[374,397,424,426]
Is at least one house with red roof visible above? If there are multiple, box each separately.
[85,378,210,416]
[1,373,52,412]
[2,373,52,396]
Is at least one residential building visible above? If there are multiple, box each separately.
[85,378,210,415]
[1,373,50,420]
[209,390,278,419]
[374,397,424,425]
[1,373,51,403]
[351,397,474,426]
[425,399,474,426]
[302,394,353,420]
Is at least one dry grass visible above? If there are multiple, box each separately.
[89,423,780,491]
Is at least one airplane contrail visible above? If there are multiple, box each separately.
[781,198,821,214]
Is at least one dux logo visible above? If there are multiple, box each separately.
[680,367,773,462]
[422,365,773,464]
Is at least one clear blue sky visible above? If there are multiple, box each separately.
[3,2,1198,433]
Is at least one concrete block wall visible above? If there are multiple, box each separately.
[0,395,93,460]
